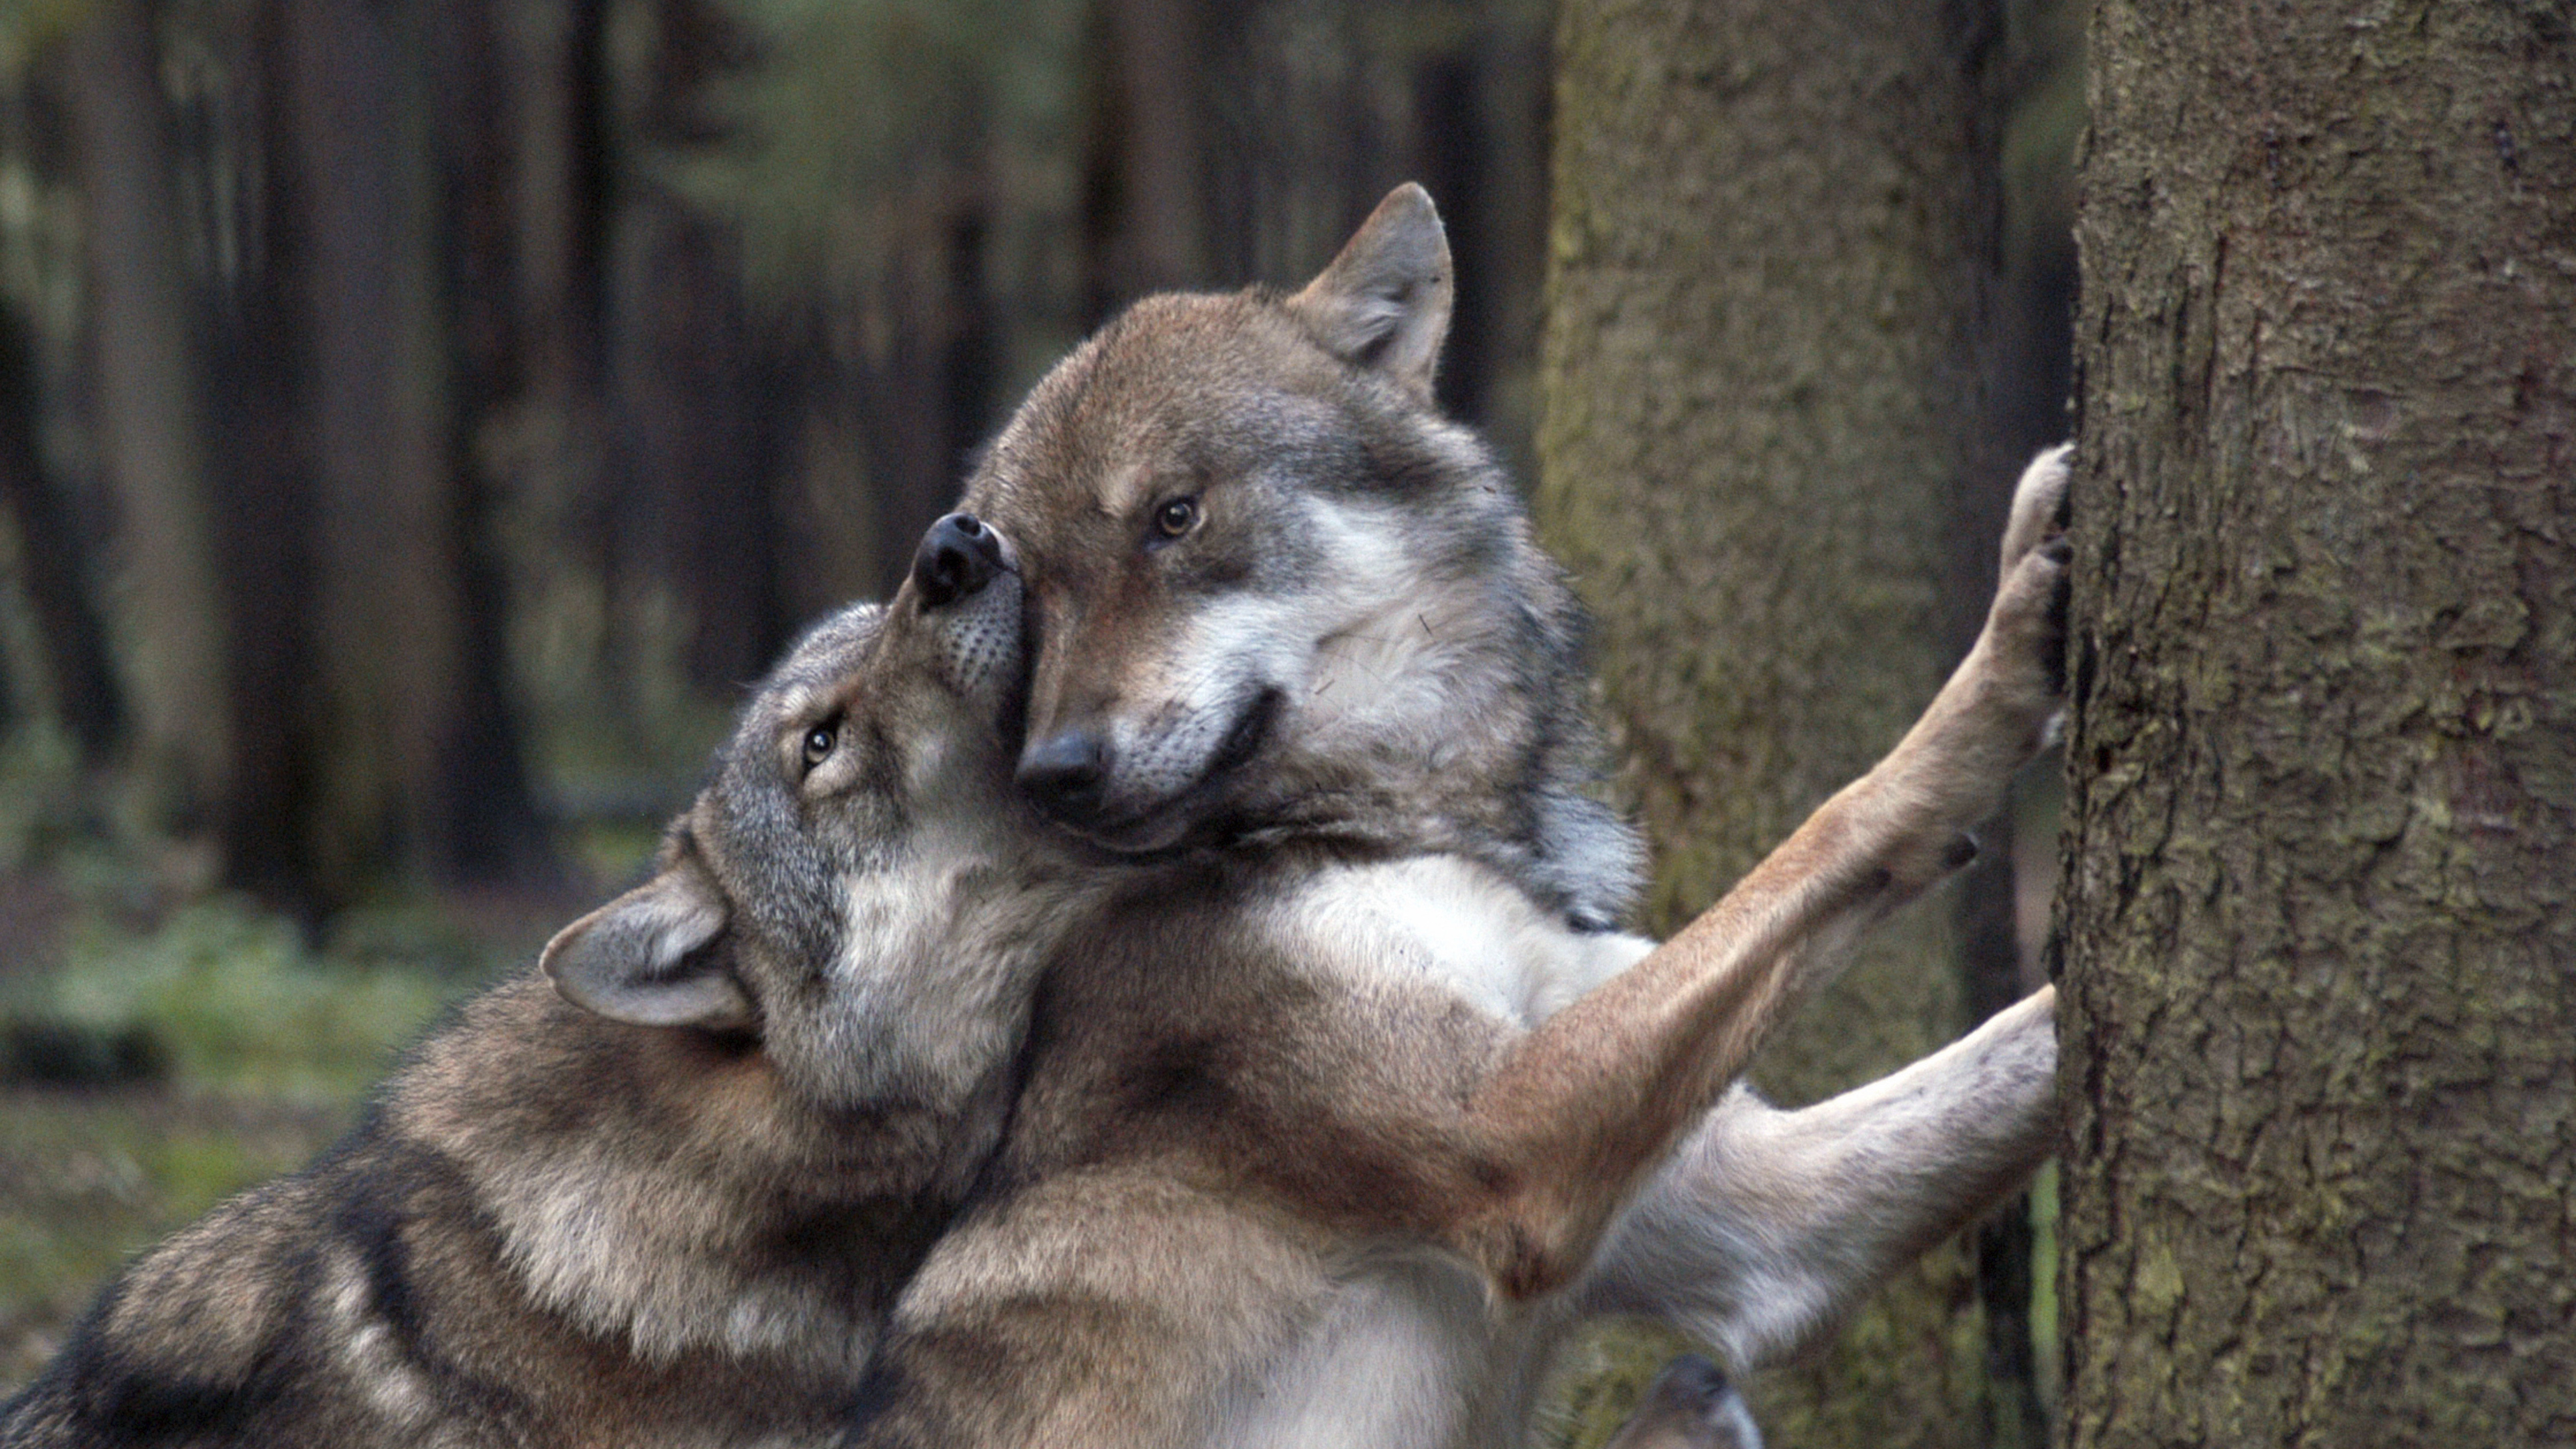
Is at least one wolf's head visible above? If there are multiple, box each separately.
[538,515,1064,1111]
[961,185,1638,922]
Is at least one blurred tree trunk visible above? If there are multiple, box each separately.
[608,0,784,694]
[0,306,122,761]
[283,0,460,900]
[422,0,559,887]
[1536,2,2005,1446]
[1422,16,1553,472]
[205,2,321,908]
[2055,3,2576,1444]
[61,0,231,828]
[847,182,998,594]
[494,0,627,790]
[1080,0,1206,316]
[1955,5,2082,1441]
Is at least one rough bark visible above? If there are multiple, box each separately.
[1537,2,2006,1445]
[2057,3,2576,1445]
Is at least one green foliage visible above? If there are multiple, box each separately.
[2030,1161,2060,1411]
[27,896,457,1101]
[0,1082,349,1387]
[0,887,477,1386]
[0,0,89,80]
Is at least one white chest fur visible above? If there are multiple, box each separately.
[1213,856,1654,1449]
[1258,855,1653,1029]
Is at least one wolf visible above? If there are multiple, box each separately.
[840,185,2073,1447]
[0,516,1098,1446]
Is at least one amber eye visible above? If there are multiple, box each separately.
[1154,496,1199,538]
[802,724,837,767]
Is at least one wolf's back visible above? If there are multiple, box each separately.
[0,1127,506,1446]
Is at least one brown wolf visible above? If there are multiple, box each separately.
[0,518,1094,1447]
[839,181,2073,1447]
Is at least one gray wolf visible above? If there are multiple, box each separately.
[0,517,1096,1447]
[843,184,2072,1449]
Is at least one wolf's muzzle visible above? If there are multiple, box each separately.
[1016,728,1108,819]
[913,513,1011,607]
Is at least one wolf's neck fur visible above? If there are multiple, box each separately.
[394,973,1018,1378]
[1251,499,1642,929]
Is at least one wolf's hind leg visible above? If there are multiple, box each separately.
[1574,987,2059,1369]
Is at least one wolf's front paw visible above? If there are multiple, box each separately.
[1998,443,2071,577]
[1975,445,2073,740]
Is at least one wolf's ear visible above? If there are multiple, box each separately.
[1286,183,1453,405]
[541,858,750,1030]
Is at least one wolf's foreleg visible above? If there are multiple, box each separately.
[1574,986,2059,1368]
[1429,447,2070,1300]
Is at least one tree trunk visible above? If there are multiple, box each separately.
[206,0,323,910]
[61,0,231,828]
[1080,0,1209,316]
[606,0,787,701]
[283,0,464,902]
[1537,2,2006,1445]
[0,305,122,761]
[423,0,560,888]
[2056,3,2576,1444]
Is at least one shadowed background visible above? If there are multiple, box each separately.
[0,1,2078,1441]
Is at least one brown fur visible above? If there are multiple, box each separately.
[1,530,1093,1448]
[846,188,2073,1449]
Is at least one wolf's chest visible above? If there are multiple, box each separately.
[1259,856,1653,1029]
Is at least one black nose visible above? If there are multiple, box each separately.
[911,513,1007,608]
[1017,729,1108,817]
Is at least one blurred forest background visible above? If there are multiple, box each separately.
[0,0,2080,1431]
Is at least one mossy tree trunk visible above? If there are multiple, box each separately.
[1536,2,2012,1445]
[2057,2,2576,1444]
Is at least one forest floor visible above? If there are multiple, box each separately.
[0,852,592,1390]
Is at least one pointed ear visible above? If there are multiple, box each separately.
[540,858,750,1030]
[1285,183,1453,405]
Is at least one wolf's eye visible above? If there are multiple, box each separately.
[1153,496,1200,538]
[802,724,837,767]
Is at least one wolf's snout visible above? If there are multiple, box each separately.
[1017,729,1109,819]
[913,513,1009,608]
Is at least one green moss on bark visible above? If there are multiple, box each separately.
[1536,1,2005,1443]
[2060,2,2576,1443]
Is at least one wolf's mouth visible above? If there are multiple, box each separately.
[1049,685,1282,853]
[1206,685,1281,782]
